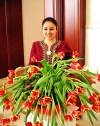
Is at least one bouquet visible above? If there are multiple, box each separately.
[0,51,100,126]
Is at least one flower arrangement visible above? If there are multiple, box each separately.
[0,51,100,126]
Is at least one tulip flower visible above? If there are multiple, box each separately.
[39,96,52,106]
[64,115,73,122]
[31,56,37,63]
[12,114,20,122]
[72,51,79,58]
[0,89,6,96]
[58,51,65,60]
[34,121,43,126]
[31,89,41,99]
[24,101,32,109]
[26,122,32,126]
[81,105,90,113]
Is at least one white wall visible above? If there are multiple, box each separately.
[22,0,44,65]
[84,0,100,73]
[83,0,100,124]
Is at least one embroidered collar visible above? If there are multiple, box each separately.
[39,40,61,64]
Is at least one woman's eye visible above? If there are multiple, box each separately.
[43,28,54,31]
[50,29,54,30]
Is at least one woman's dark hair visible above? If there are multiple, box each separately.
[42,17,58,29]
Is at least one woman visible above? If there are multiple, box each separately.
[29,17,72,67]
[14,17,72,76]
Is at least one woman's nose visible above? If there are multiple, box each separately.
[47,29,50,33]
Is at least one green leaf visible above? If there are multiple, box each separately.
[46,115,50,126]
[61,73,67,84]
[81,70,96,76]
[54,88,64,102]
[41,60,53,73]
[41,60,48,74]
[51,97,56,126]
[69,71,90,84]
[56,96,65,126]
[53,117,57,126]
[33,106,38,123]
[34,74,51,88]
[3,105,5,112]
[56,69,64,77]
[65,82,73,92]
[39,105,43,122]
[17,107,23,114]
[89,110,98,121]
[47,65,53,73]
[24,109,31,123]
[67,78,75,91]
[48,77,54,96]
[54,81,63,93]
[87,111,94,126]
[79,95,91,105]
[62,85,67,101]
[13,91,29,114]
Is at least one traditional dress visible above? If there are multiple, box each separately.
[29,40,72,67]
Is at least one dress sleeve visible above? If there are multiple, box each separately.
[28,41,43,67]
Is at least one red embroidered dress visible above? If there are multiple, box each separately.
[29,40,72,67]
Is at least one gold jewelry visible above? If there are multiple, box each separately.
[46,50,51,55]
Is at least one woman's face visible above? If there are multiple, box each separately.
[42,21,57,41]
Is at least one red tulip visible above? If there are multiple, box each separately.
[26,122,32,126]
[30,66,38,73]
[31,89,41,99]
[5,104,10,111]
[28,66,38,78]
[97,73,100,82]
[64,115,73,122]
[81,105,90,113]
[70,61,82,70]
[8,70,15,77]
[12,114,20,122]
[0,118,10,125]
[65,93,77,106]
[31,56,37,63]
[3,98,10,105]
[57,51,65,60]
[72,51,79,58]
[7,77,14,84]
[68,98,77,106]
[0,89,6,96]
[24,101,32,109]
[68,92,76,98]
[89,95,98,103]
[34,121,43,126]
[39,96,52,106]
[92,104,100,113]
[74,87,84,95]
[29,97,36,104]
[72,110,81,119]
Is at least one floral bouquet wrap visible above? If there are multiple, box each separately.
[0,51,100,126]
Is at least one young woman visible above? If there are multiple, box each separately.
[29,17,72,67]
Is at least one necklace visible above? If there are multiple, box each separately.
[46,50,51,55]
